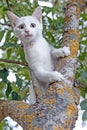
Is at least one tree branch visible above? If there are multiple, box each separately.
[0,86,80,130]
[6,0,11,11]
[56,1,80,88]
[0,58,27,66]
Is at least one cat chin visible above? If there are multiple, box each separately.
[22,37,35,43]
[25,34,32,38]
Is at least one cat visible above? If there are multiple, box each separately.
[7,7,70,104]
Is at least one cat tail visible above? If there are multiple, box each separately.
[29,84,36,104]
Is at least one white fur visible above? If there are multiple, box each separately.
[7,7,70,104]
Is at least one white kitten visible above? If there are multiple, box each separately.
[7,7,70,104]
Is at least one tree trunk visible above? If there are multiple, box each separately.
[0,0,81,130]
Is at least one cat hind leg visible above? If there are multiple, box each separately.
[35,67,64,83]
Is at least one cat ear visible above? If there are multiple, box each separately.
[7,11,19,27]
[32,7,42,23]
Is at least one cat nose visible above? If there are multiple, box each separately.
[25,30,29,33]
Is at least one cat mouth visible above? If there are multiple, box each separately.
[25,34,32,38]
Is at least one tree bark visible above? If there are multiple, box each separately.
[0,0,81,130]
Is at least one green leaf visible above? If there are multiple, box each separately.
[5,31,11,43]
[79,52,86,61]
[81,13,87,20]
[7,48,12,58]
[80,99,87,110]
[16,75,22,87]
[20,87,29,98]
[11,91,20,100]
[19,47,25,62]
[0,30,5,41]
[82,110,87,121]
[0,68,9,82]
[82,71,87,79]
[81,88,86,98]
[0,120,8,130]
[0,42,19,50]
[6,82,12,98]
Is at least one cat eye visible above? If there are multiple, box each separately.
[18,24,25,29]
[30,23,36,28]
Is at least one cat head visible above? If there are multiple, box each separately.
[7,7,43,43]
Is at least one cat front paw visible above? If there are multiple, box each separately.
[50,71,64,82]
[61,47,70,57]
[54,71,64,81]
[52,47,70,58]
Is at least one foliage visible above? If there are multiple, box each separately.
[0,0,87,129]
[80,99,87,120]
[75,10,87,123]
[76,12,87,95]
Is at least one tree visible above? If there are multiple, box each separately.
[0,0,87,129]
